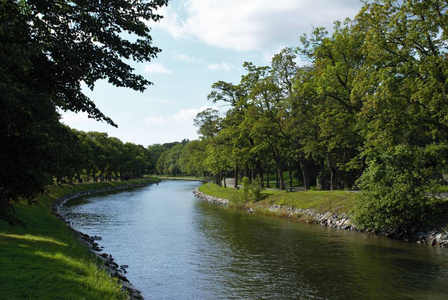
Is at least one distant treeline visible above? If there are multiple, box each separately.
[41,130,192,184]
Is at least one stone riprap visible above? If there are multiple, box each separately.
[193,190,229,205]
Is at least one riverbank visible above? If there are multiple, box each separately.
[0,178,158,300]
[196,183,448,248]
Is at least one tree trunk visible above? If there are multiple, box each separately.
[275,167,279,188]
[271,145,285,190]
[299,158,310,190]
[255,161,264,187]
[289,167,293,187]
[216,173,222,186]
[234,166,239,188]
[86,167,91,182]
[266,170,270,188]
[245,164,251,180]
[327,153,338,190]
[92,168,97,182]
[319,159,325,190]
[278,166,285,190]
[223,171,227,188]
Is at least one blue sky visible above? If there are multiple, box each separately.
[61,0,363,146]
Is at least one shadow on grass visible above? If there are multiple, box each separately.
[0,233,125,300]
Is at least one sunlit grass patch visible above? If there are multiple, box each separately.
[0,179,156,299]
[260,189,357,214]
[0,233,68,247]
[198,182,357,215]
[199,182,242,200]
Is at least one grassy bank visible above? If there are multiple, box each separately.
[198,182,357,217]
[0,178,158,300]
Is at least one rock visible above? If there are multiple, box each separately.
[130,293,144,300]
[431,238,437,246]
[119,265,129,273]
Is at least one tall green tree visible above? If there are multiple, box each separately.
[194,108,221,139]
[299,21,365,190]
[352,0,448,230]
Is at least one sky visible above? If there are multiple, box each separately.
[61,0,363,147]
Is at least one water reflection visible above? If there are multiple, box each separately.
[61,180,448,300]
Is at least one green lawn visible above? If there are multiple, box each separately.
[0,178,158,300]
[198,182,357,215]
[261,189,357,214]
[198,182,242,200]
[263,170,303,187]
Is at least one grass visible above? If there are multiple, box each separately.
[0,177,158,300]
[260,189,357,214]
[198,182,357,215]
[263,171,302,187]
[199,182,242,200]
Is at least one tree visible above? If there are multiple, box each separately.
[351,0,448,230]
[245,63,289,189]
[299,21,365,190]
[194,108,221,139]
[147,144,168,174]
[15,0,168,124]
[353,145,445,231]
[1,0,167,224]
[179,140,207,177]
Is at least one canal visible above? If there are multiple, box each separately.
[60,180,448,299]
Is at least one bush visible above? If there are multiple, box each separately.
[242,177,265,202]
[352,144,443,231]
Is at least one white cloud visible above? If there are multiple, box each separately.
[142,106,217,143]
[145,106,214,125]
[60,111,117,134]
[143,62,172,74]
[60,111,90,124]
[172,51,232,71]
[207,62,233,71]
[174,107,204,121]
[172,51,204,64]
[144,115,166,124]
[154,0,362,51]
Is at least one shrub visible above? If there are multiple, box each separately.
[352,144,443,231]
[242,177,265,202]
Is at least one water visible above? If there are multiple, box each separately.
[60,180,448,299]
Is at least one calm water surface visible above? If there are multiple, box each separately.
[61,180,448,299]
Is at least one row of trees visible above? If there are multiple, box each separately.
[157,0,448,231]
[60,130,154,183]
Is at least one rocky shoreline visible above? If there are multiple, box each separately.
[52,183,152,300]
[193,189,448,248]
